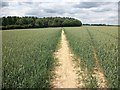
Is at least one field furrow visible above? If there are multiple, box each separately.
[92,48,107,88]
[86,29,108,88]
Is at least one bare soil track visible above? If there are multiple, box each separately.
[52,30,79,88]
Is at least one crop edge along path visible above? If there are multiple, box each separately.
[51,29,85,88]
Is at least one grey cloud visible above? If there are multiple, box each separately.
[23,2,33,4]
[91,2,117,12]
[1,2,9,7]
[26,12,37,15]
[44,9,58,13]
[44,8,65,14]
[73,2,102,9]
[91,8,111,12]
[26,9,40,16]
[109,15,117,19]
[18,2,35,5]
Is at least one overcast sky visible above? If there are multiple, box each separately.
[0,0,119,25]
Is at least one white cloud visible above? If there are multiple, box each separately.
[4,0,119,2]
[0,1,118,25]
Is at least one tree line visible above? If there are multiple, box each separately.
[83,24,116,26]
[0,16,82,30]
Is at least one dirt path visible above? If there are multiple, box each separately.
[52,30,80,88]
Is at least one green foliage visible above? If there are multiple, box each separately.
[35,19,44,28]
[64,26,118,88]
[86,26,118,88]
[1,25,33,30]
[64,27,95,71]
[2,28,61,88]
[2,16,82,30]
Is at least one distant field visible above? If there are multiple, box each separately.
[2,26,118,88]
[2,28,61,88]
[64,26,118,88]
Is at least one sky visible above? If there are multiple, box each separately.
[0,0,119,25]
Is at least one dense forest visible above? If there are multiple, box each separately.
[0,16,82,30]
